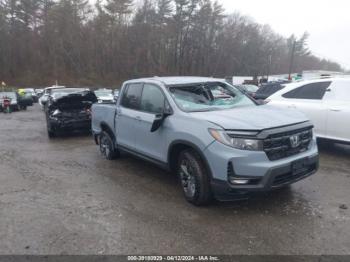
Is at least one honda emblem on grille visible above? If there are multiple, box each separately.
[290,134,301,148]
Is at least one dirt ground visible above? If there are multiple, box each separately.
[0,104,349,255]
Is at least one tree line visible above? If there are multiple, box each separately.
[0,0,344,87]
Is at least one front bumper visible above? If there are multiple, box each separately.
[204,138,319,201]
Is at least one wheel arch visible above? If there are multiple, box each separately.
[98,122,116,145]
[167,140,213,179]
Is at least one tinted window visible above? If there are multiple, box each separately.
[140,84,165,114]
[283,82,331,100]
[256,84,283,95]
[121,83,143,110]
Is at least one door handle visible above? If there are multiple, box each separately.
[135,116,142,121]
[288,104,296,108]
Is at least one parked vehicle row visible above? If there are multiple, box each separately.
[91,77,319,205]
[0,91,35,112]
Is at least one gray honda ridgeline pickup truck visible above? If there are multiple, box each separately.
[92,77,319,205]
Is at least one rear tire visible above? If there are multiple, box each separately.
[99,131,119,160]
[177,149,213,206]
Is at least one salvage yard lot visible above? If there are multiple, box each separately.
[0,105,349,255]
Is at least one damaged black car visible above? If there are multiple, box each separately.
[45,88,97,138]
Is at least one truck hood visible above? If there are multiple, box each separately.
[190,105,309,130]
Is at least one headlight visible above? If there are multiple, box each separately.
[208,129,263,151]
[52,109,62,116]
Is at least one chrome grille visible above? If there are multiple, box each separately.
[263,128,313,161]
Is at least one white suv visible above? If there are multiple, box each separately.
[268,78,350,144]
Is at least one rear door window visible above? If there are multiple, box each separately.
[121,83,143,110]
[283,82,331,100]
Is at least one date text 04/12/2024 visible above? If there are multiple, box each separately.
[127,256,220,261]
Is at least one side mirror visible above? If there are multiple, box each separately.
[150,100,173,132]
[151,114,164,133]
[150,111,172,133]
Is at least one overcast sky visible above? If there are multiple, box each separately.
[218,0,350,70]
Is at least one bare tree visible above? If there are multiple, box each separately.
[0,0,344,87]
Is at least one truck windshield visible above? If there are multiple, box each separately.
[168,82,254,112]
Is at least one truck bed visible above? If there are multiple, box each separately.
[91,103,116,135]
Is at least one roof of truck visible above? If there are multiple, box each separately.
[125,76,225,86]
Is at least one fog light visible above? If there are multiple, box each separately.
[229,178,250,185]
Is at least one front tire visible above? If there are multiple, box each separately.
[46,117,56,138]
[48,129,56,138]
[99,131,119,160]
[177,149,213,206]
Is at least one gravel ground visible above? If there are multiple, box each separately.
[0,105,349,255]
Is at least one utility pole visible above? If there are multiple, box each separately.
[267,54,272,81]
[288,40,296,81]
